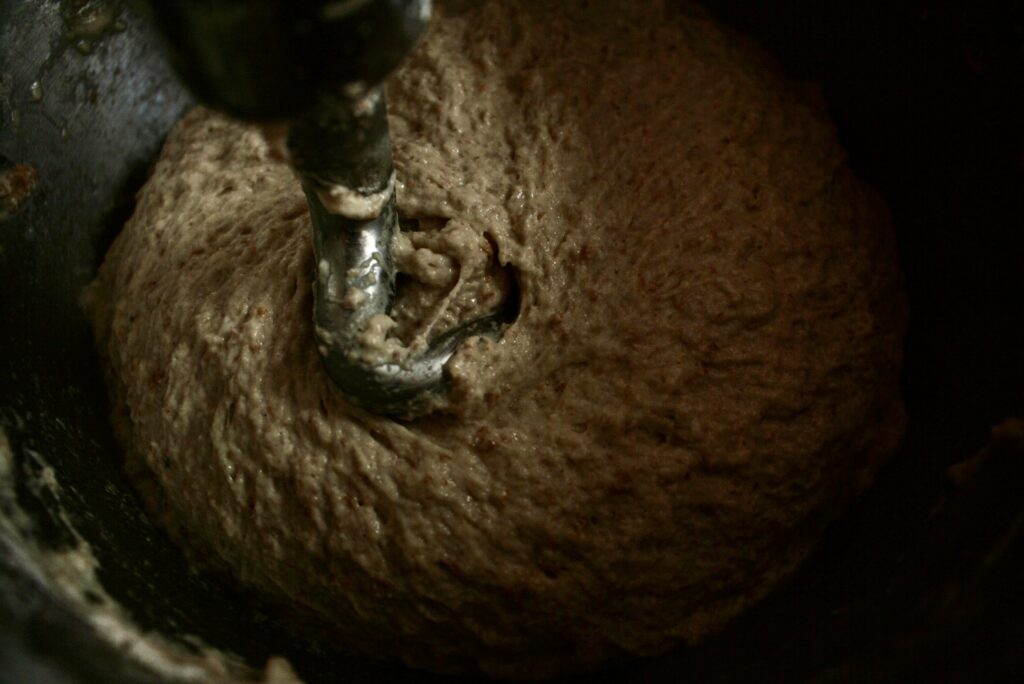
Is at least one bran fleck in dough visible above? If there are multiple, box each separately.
[88,0,906,677]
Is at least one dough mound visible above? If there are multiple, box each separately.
[90,1,905,677]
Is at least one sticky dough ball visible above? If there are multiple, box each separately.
[89,1,905,677]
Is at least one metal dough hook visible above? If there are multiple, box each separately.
[289,86,514,418]
[144,0,515,419]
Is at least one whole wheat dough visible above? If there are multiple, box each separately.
[88,0,906,677]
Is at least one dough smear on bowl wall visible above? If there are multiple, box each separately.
[85,0,907,677]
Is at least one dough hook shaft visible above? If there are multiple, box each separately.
[289,88,511,418]
[144,0,510,417]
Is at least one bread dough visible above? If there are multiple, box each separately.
[87,0,906,677]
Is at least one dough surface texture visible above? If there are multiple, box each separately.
[89,0,906,676]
